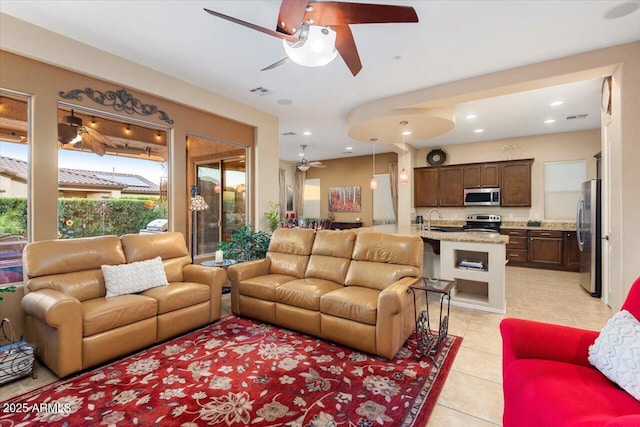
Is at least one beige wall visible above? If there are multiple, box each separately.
[413,129,600,220]
[305,152,397,227]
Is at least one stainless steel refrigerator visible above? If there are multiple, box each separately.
[576,179,601,297]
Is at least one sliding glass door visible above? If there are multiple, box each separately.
[195,156,246,256]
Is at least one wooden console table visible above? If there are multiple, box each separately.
[330,221,363,230]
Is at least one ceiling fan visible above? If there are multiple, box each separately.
[204,0,418,76]
[58,110,118,157]
[297,144,326,171]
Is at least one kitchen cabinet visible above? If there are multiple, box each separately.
[438,166,464,206]
[414,168,438,207]
[501,160,533,207]
[563,231,581,271]
[464,164,500,189]
[501,229,528,266]
[501,228,579,271]
[528,230,563,265]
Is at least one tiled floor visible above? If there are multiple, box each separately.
[1,267,613,426]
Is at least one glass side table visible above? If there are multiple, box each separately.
[408,278,456,365]
[201,259,237,294]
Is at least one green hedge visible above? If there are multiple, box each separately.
[0,197,166,238]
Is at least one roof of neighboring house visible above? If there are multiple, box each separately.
[0,156,159,194]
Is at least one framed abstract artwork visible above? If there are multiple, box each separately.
[329,186,361,212]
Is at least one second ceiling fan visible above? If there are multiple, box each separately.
[204,0,418,76]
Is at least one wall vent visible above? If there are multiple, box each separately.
[282,131,296,136]
[249,86,272,96]
[566,114,589,120]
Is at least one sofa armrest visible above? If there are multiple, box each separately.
[378,276,421,316]
[500,318,598,371]
[227,259,270,284]
[183,264,226,291]
[21,288,82,327]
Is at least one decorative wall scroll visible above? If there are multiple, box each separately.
[59,88,174,125]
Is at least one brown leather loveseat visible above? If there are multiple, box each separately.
[227,228,423,358]
[21,232,227,377]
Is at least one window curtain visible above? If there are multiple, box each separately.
[389,161,398,221]
[294,169,306,218]
[279,169,286,221]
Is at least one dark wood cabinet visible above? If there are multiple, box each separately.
[563,231,581,271]
[528,230,563,265]
[330,221,363,230]
[438,166,464,206]
[502,228,579,271]
[502,228,528,266]
[414,168,438,207]
[501,160,533,207]
[464,164,500,189]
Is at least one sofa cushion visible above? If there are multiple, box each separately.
[352,232,423,268]
[266,228,315,279]
[312,230,356,258]
[346,261,421,291]
[504,358,640,425]
[120,232,189,263]
[267,252,310,279]
[588,309,640,400]
[276,278,344,311]
[239,274,297,302]
[306,255,351,284]
[82,294,157,337]
[142,282,211,315]
[102,256,169,298]
[320,286,379,325]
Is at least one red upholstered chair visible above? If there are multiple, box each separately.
[500,276,640,427]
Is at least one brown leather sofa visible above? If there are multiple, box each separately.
[21,232,227,377]
[227,228,423,358]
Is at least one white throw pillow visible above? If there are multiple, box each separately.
[588,309,640,400]
[102,256,169,298]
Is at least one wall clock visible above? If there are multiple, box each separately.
[601,76,612,115]
[426,148,447,166]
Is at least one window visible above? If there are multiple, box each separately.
[0,91,30,285]
[373,174,396,225]
[303,178,321,220]
[57,105,168,239]
[544,160,586,219]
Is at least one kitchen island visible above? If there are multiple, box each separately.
[362,225,508,314]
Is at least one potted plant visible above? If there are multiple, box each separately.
[217,225,271,262]
[265,201,280,233]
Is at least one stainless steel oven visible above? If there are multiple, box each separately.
[464,188,500,206]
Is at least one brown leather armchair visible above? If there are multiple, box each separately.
[228,228,423,358]
[21,232,226,377]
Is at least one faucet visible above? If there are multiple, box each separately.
[427,209,442,232]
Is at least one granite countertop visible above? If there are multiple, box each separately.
[362,225,509,245]
[500,220,576,231]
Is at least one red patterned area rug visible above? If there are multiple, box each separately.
[0,315,461,426]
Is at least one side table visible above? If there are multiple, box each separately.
[201,259,237,294]
[408,278,456,365]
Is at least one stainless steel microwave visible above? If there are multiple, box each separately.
[464,188,500,206]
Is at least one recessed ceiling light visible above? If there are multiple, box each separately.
[402,131,412,136]
[345,146,353,150]
[303,131,311,136]
[392,56,402,61]
[474,129,484,133]
[465,114,477,120]
[544,119,556,124]
[299,153,305,157]
[549,101,564,107]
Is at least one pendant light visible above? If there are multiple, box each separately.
[370,138,378,189]
[399,121,409,184]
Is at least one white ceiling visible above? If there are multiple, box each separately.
[1,1,639,163]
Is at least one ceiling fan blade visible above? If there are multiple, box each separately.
[305,2,418,25]
[277,0,309,35]
[83,126,118,148]
[204,8,298,42]
[261,57,289,71]
[334,25,362,76]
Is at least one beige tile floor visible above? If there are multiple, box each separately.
[1,267,613,426]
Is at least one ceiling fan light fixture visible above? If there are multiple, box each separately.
[283,25,338,68]
[298,164,311,172]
